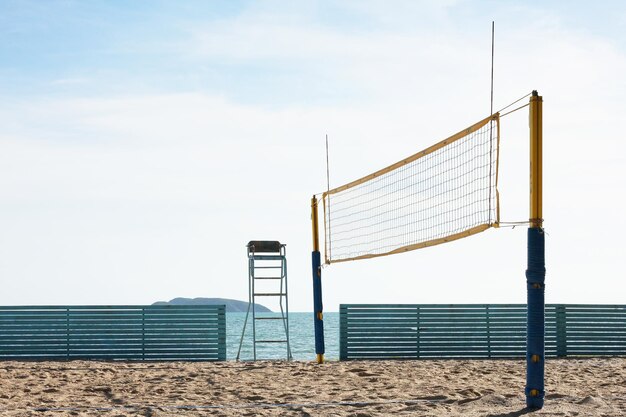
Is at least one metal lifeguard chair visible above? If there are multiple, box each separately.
[236,241,292,360]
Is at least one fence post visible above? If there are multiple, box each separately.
[66,308,70,359]
[218,305,227,361]
[142,307,146,361]
[416,306,420,359]
[556,305,566,357]
[339,305,346,360]
[486,305,491,358]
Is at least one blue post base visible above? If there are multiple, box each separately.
[311,251,325,360]
[526,227,546,408]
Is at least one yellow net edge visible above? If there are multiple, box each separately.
[322,113,500,199]
[324,223,495,264]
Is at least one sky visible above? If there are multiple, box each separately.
[1,1,625,312]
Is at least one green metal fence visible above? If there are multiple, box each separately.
[340,304,626,360]
[0,305,226,361]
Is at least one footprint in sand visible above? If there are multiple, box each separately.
[545,393,569,399]
[87,386,125,405]
[576,395,607,407]
[458,394,508,406]
[418,395,449,401]
[457,388,481,398]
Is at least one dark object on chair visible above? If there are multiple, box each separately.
[247,241,283,253]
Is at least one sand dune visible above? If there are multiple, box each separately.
[0,358,624,416]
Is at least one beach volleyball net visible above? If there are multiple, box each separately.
[311,91,546,408]
[321,113,500,264]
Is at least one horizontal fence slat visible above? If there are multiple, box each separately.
[0,305,226,362]
[340,304,626,360]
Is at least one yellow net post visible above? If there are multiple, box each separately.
[310,196,325,363]
[525,91,545,408]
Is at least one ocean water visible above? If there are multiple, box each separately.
[227,312,339,361]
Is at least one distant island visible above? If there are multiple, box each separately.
[152,297,271,313]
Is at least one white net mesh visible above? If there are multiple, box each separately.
[322,114,499,264]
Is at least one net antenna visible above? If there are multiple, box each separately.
[491,21,495,116]
[488,20,496,225]
[325,134,331,261]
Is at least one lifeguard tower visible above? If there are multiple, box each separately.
[236,241,292,360]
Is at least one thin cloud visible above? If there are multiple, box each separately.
[0,2,625,307]
[50,77,90,86]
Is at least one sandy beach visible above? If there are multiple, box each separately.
[0,358,624,416]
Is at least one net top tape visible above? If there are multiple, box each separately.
[323,113,499,198]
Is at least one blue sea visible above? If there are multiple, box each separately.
[227,312,339,361]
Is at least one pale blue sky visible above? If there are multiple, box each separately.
[3,1,623,103]
[1,1,625,310]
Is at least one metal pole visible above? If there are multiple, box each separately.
[526,90,545,408]
[235,252,253,361]
[251,255,257,361]
[281,245,293,360]
[311,196,325,363]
